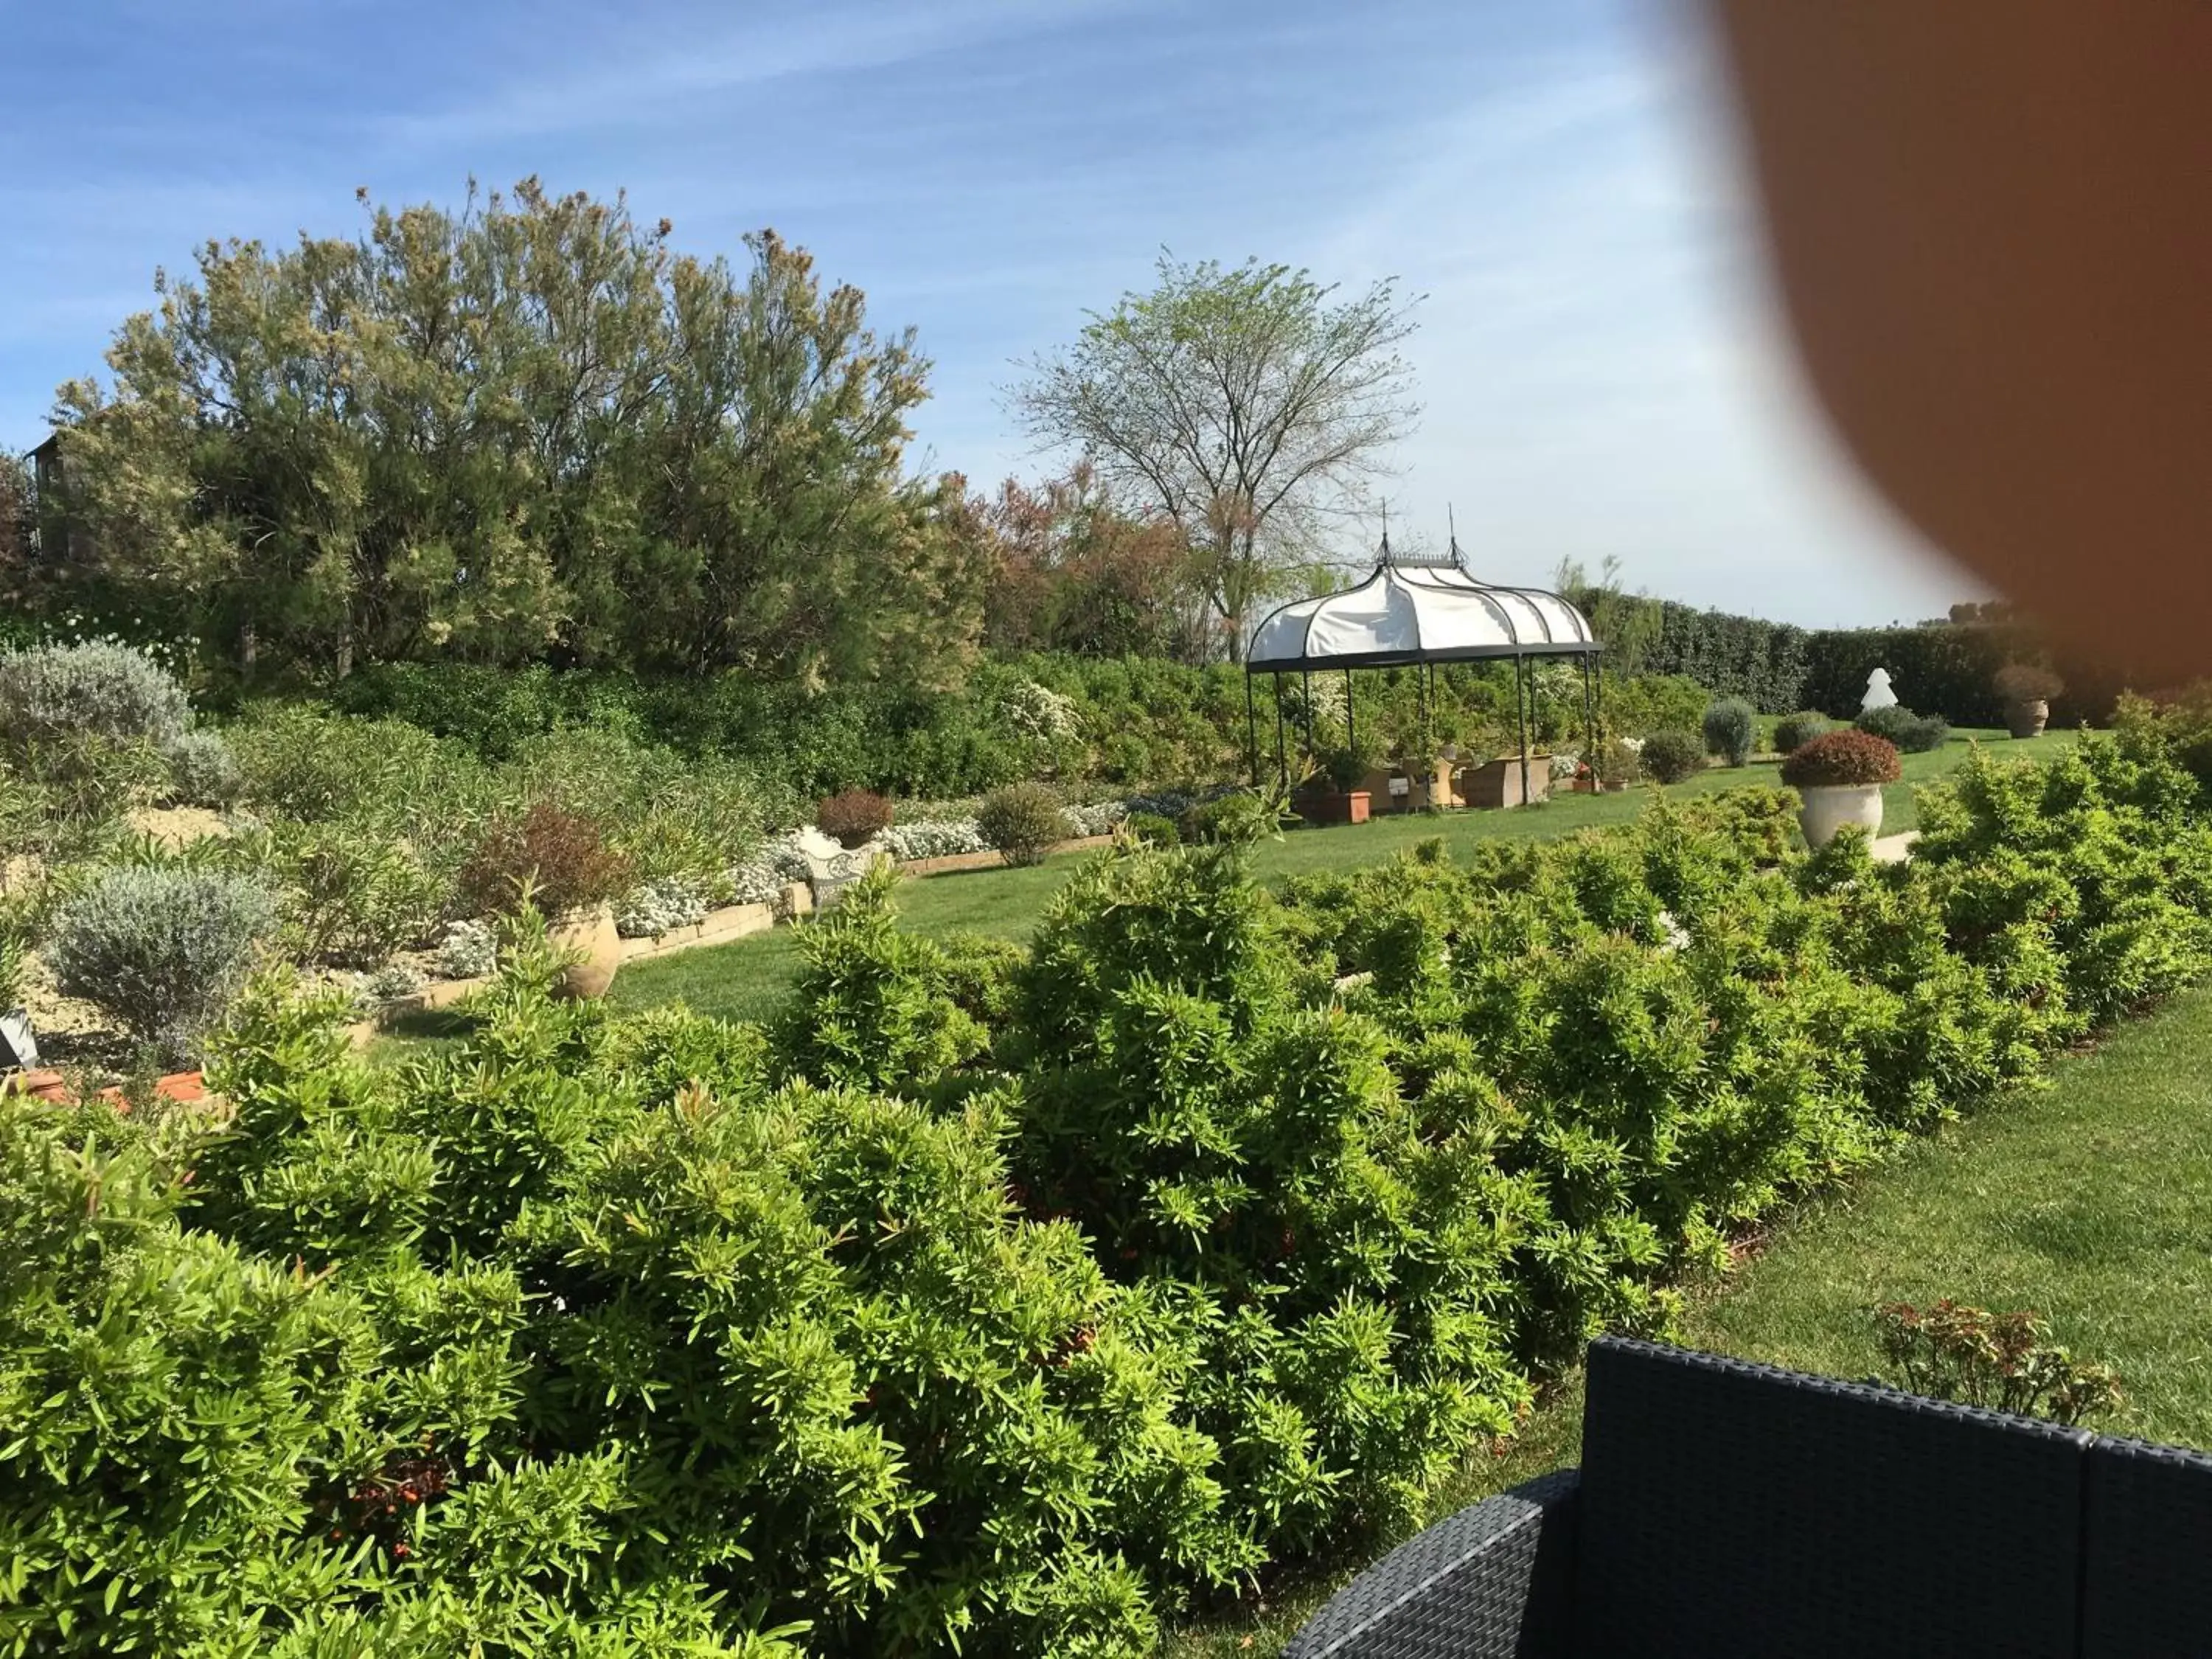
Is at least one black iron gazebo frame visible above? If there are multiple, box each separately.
[1242,551,1604,810]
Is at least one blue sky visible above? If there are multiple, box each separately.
[1,0,1981,626]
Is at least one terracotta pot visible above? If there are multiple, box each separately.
[551,903,622,999]
[1797,784,1885,849]
[2006,698,2050,739]
[1299,789,1370,826]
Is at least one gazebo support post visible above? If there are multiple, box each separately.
[1344,668,1355,757]
[1301,669,1314,772]
[1515,656,1533,808]
[1274,674,1288,791]
[1416,664,1429,803]
[1244,672,1259,785]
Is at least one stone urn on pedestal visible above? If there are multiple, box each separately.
[1781,729,1903,849]
[1994,663,2063,739]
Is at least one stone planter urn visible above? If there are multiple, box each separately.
[2006,698,2050,739]
[1798,784,1885,849]
[551,903,622,999]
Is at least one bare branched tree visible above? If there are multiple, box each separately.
[1013,254,1420,658]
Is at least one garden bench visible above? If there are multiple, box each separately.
[793,827,880,910]
[1285,1337,2212,1658]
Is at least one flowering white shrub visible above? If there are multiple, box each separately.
[1550,751,1582,782]
[1062,800,1129,838]
[1001,679,1081,742]
[878,819,990,860]
[614,876,711,939]
[434,919,498,980]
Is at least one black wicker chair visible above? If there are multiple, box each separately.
[1287,1337,2212,1658]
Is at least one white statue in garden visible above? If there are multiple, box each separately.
[1861,667,1899,713]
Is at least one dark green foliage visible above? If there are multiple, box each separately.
[1638,729,1705,785]
[1856,704,1951,753]
[1802,625,2129,728]
[1772,711,1833,754]
[1702,698,1755,766]
[1176,791,1284,846]
[1122,811,1181,846]
[977,782,1071,867]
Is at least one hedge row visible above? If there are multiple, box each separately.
[7,722,2209,1655]
[1632,600,2137,727]
[1799,623,2135,728]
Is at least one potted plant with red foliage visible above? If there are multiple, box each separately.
[1994,663,2064,739]
[458,801,635,998]
[1781,729,1902,847]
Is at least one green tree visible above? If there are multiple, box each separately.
[47,181,984,686]
[1014,254,1420,658]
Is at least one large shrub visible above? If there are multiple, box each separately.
[0,956,1239,1655]
[977,783,1071,867]
[1638,728,1705,784]
[1701,697,1755,767]
[271,819,446,967]
[1606,674,1717,740]
[229,703,454,824]
[0,639,189,751]
[457,801,633,921]
[47,866,276,1061]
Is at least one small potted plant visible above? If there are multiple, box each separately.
[1312,743,1373,825]
[1780,729,1902,847]
[1994,663,2063,738]
[1572,759,1597,795]
[1597,737,1638,792]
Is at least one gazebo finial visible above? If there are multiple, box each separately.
[1379,501,1392,564]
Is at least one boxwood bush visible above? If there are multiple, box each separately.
[1857,703,1951,754]
[9,727,2212,1653]
[1638,728,1705,784]
[1772,710,1833,754]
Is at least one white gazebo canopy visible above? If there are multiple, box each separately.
[1247,542,1596,670]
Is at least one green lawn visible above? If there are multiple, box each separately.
[1169,975,2212,1656]
[611,727,2067,1026]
